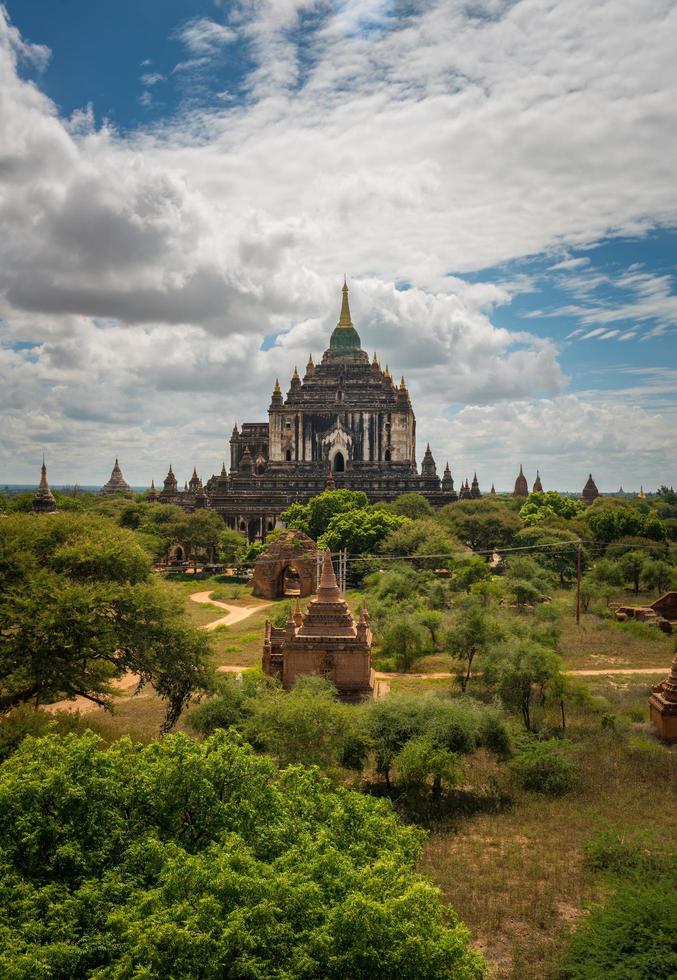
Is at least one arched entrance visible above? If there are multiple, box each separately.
[174,545,184,561]
[282,565,301,596]
[333,451,345,473]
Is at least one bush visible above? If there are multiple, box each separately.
[583,829,672,876]
[509,738,577,795]
[559,878,677,979]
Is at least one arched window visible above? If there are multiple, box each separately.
[267,520,274,531]
[255,462,265,475]
[239,521,246,532]
[285,449,292,462]
[333,451,345,473]
[384,449,391,462]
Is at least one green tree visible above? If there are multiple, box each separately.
[445,601,502,691]
[319,507,408,554]
[388,492,434,520]
[484,643,564,731]
[380,617,430,672]
[640,558,674,594]
[181,510,228,569]
[559,878,677,979]
[452,555,492,592]
[587,505,667,544]
[218,527,246,563]
[591,557,624,587]
[442,499,523,551]
[0,514,213,729]
[514,526,582,587]
[242,676,367,772]
[394,735,460,800]
[281,489,369,540]
[0,730,486,979]
[619,551,645,593]
[519,490,584,525]
[414,609,444,650]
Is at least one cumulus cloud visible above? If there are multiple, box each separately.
[0,2,676,487]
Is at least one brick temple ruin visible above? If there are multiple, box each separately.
[251,529,319,600]
[262,549,374,700]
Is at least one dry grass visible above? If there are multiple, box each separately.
[422,730,677,979]
[557,609,673,671]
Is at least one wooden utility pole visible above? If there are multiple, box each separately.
[576,544,582,625]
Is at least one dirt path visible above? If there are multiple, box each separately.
[44,672,142,717]
[189,591,270,631]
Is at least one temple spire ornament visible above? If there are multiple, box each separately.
[338,276,353,327]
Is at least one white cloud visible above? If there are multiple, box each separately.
[140,72,164,86]
[0,2,676,488]
[175,16,236,56]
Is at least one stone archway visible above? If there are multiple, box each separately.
[282,565,302,596]
[251,529,319,599]
[333,451,345,473]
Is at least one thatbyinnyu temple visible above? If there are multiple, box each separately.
[157,281,462,540]
[31,281,604,525]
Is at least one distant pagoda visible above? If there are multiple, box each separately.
[100,458,133,497]
[532,470,543,493]
[32,459,57,514]
[513,465,528,498]
[581,473,599,505]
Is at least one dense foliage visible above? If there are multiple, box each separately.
[0,731,486,979]
[0,514,213,728]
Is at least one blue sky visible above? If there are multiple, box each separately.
[0,0,675,491]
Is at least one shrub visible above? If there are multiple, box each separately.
[583,829,672,876]
[509,738,577,795]
[559,879,677,979]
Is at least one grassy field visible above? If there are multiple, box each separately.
[422,715,677,979]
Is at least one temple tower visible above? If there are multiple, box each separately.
[513,465,528,498]
[100,458,133,497]
[32,459,57,514]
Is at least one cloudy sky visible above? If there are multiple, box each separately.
[1,0,675,492]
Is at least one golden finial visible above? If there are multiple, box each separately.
[292,365,300,381]
[273,378,281,393]
[337,277,353,328]
[400,376,406,389]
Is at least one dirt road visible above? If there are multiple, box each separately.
[189,591,270,631]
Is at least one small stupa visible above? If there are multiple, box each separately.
[32,459,57,514]
[649,652,677,742]
[262,549,374,701]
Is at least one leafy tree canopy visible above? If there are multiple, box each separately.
[0,731,485,979]
[441,499,523,552]
[519,491,584,525]
[586,504,667,543]
[319,507,408,555]
[0,514,213,728]
[281,489,369,541]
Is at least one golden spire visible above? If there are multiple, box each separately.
[400,376,406,389]
[274,378,281,394]
[337,276,353,328]
[292,365,300,381]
